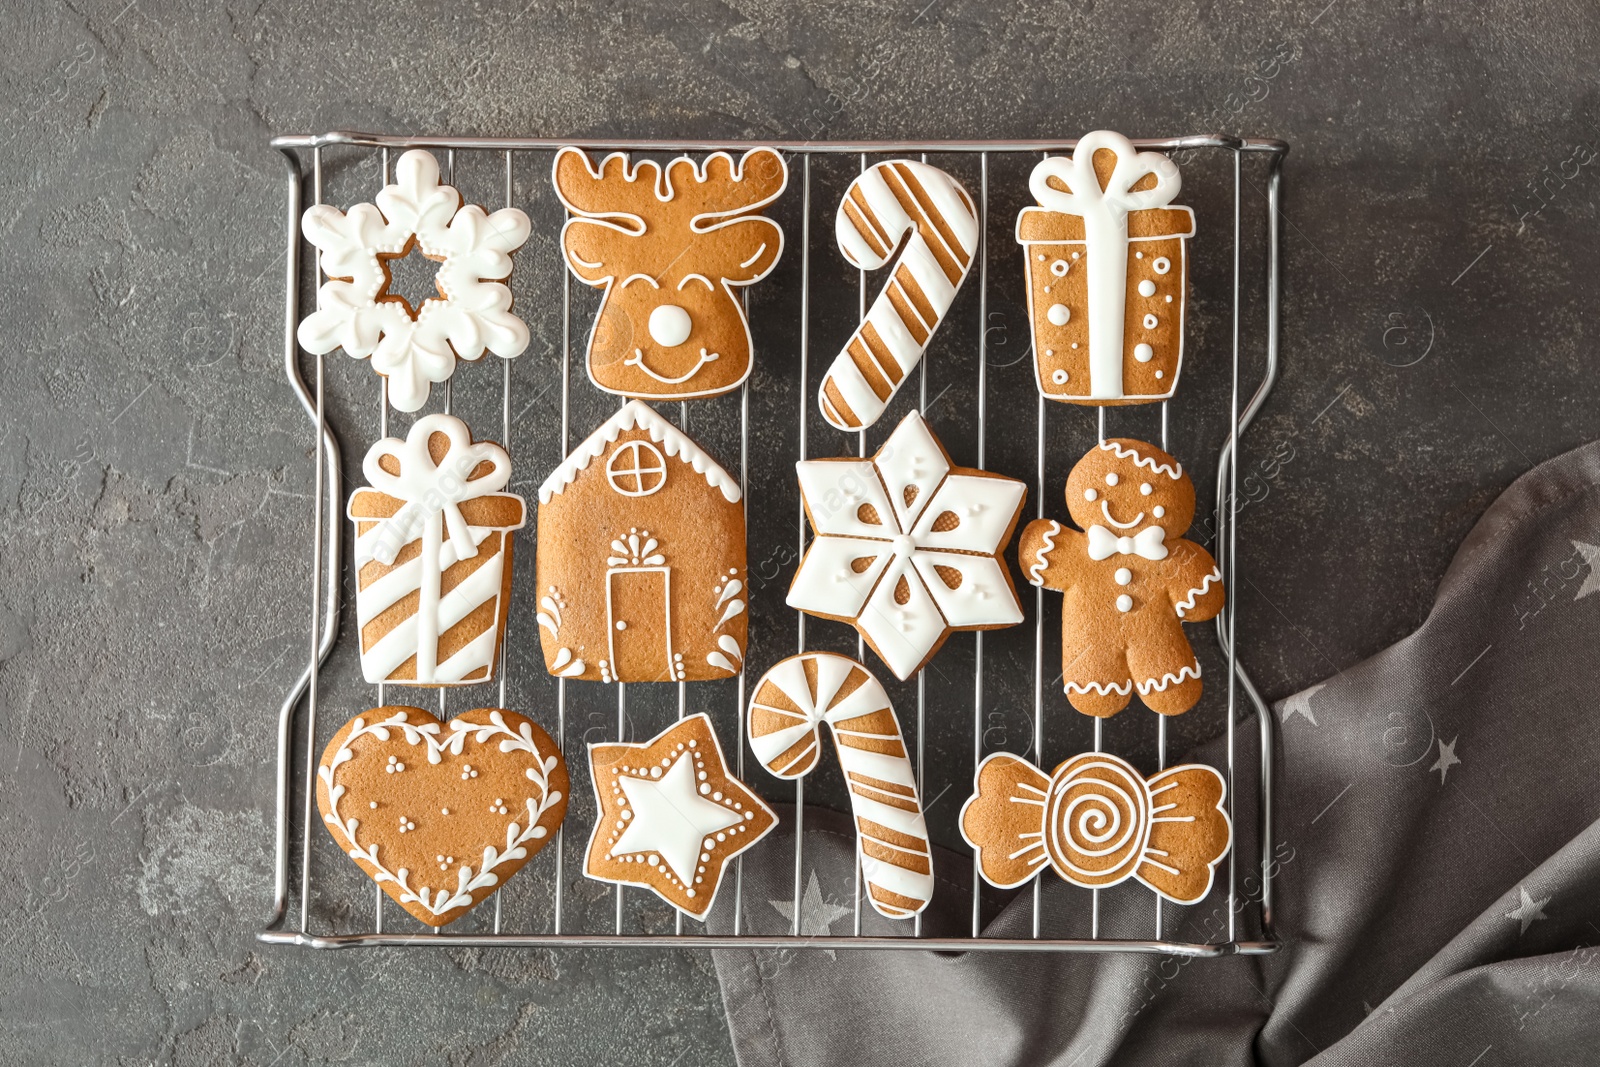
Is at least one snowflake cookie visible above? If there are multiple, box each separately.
[297,149,532,412]
[787,409,1028,679]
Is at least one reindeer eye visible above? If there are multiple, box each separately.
[648,304,692,348]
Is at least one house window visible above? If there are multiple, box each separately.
[605,440,668,497]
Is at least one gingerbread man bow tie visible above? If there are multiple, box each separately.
[1086,524,1169,561]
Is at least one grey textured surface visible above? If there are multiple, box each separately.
[2,0,1597,1063]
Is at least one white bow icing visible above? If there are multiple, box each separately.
[1028,131,1182,401]
[1086,524,1168,561]
[362,414,511,565]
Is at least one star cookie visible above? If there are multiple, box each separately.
[316,706,568,927]
[584,713,777,919]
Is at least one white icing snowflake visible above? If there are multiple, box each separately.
[788,411,1026,679]
[297,149,532,412]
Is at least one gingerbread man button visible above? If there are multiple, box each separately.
[1018,438,1224,717]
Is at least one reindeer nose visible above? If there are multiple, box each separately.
[647,304,692,348]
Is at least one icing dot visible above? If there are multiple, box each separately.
[700,853,710,862]
[1071,252,1080,259]
[1138,280,1157,297]
[1105,473,1119,486]
[1153,505,1166,517]
[369,801,378,809]
[704,839,716,850]
[648,304,692,347]
[742,810,753,820]
[649,766,661,778]
[1044,349,1054,357]
[648,854,660,867]
[615,620,627,631]
[1116,594,1133,612]
[1051,369,1069,385]
[1071,342,1079,349]
[1140,483,1152,495]
[1143,314,1159,330]
[1049,259,1069,277]
[712,791,723,800]
[1037,253,1045,260]
[1155,370,1165,379]
[686,889,696,898]
[1084,488,1098,502]
[1115,568,1132,585]
[441,807,449,815]
[716,833,726,842]
[1046,303,1071,326]
[1166,295,1174,303]
[1135,251,1144,259]
[699,783,711,795]
[1153,256,1171,275]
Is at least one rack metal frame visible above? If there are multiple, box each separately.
[260,132,1286,955]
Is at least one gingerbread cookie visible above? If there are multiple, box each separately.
[349,414,526,687]
[788,409,1026,680]
[1019,438,1224,717]
[552,147,787,400]
[585,713,777,920]
[818,160,979,431]
[748,653,933,919]
[536,400,746,683]
[960,749,1230,904]
[298,149,532,412]
[1016,131,1194,405]
[317,706,568,927]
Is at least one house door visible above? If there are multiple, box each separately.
[606,567,673,681]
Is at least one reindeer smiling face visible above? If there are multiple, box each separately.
[552,147,789,399]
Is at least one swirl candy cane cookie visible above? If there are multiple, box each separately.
[961,749,1231,904]
[748,653,934,919]
[585,713,777,920]
[317,706,568,927]
[536,401,746,683]
[553,147,787,400]
[1017,131,1194,405]
[818,160,979,431]
[349,414,525,687]
[788,410,1027,680]
[1020,438,1224,716]
[298,150,532,412]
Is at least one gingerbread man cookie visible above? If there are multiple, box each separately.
[1019,438,1224,717]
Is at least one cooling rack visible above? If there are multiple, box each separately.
[260,132,1286,955]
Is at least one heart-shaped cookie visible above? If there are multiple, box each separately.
[316,705,568,927]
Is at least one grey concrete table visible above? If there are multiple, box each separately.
[2,0,1596,1063]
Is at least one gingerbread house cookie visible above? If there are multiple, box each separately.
[536,400,746,683]
[1017,130,1194,405]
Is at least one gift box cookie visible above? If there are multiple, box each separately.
[1016,130,1194,405]
[349,415,526,687]
[536,400,747,683]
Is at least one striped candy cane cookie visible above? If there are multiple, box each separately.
[747,652,934,918]
[818,160,979,431]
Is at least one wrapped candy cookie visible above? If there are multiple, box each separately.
[348,414,526,686]
[1017,130,1194,405]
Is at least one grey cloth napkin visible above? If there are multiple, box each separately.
[711,438,1600,1066]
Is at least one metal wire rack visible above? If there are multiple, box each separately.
[260,132,1286,955]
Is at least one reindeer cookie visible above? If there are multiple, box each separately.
[552,147,788,400]
[1019,438,1224,717]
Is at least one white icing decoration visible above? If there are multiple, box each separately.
[539,400,740,504]
[552,147,788,400]
[1138,280,1157,297]
[1098,440,1183,480]
[647,304,693,347]
[1140,483,1153,496]
[1134,343,1154,363]
[1017,131,1194,402]
[319,709,563,919]
[1028,520,1061,588]
[706,634,744,675]
[298,150,531,413]
[1052,369,1069,384]
[1143,313,1159,330]
[1138,662,1201,694]
[1114,567,1132,585]
[1086,525,1168,561]
[748,653,934,918]
[1174,568,1222,619]
[1116,594,1133,612]
[351,414,525,686]
[1047,303,1071,326]
[1085,488,1098,501]
[1050,259,1070,276]
[789,410,1026,680]
[1152,256,1171,274]
[1153,505,1166,517]
[818,160,980,431]
[1105,472,1119,486]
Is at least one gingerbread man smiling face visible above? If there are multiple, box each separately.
[1020,438,1223,717]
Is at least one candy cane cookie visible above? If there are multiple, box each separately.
[748,653,934,918]
[818,161,979,431]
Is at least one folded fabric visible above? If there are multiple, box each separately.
[713,437,1600,1066]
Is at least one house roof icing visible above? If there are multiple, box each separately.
[538,399,743,505]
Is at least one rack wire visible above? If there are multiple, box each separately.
[261,132,1285,955]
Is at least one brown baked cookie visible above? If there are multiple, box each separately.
[1016,130,1194,406]
[536,401,746,683]
[960,749,1230,905]
[316,706,568,927]
[349,414,526,687]
[1019,438,1224,717]
[585,713,777,920]
[553,146,787,400]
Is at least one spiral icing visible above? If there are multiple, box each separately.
[1044,754,1151,888]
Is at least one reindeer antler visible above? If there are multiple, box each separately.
[551,148,653,231]
[662,149,788,227]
